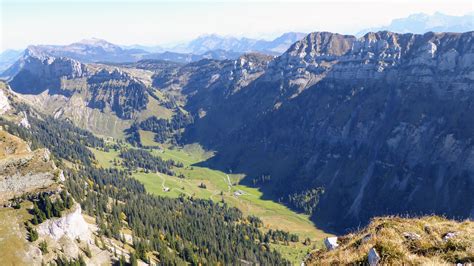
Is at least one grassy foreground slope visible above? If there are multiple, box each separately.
[306,216,473,265]
[0,203,35,264]
[91,140,332,264]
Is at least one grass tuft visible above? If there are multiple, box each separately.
[306,215,474,265]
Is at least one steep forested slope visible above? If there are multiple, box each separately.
[0,83,290,265]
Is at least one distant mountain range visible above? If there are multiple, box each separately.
[358,12,473,35]
[169,32,307,55]
[2,11,471,74]
[0,49,23,73]
[0,33,306,74]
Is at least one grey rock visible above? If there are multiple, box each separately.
[368,247,381,266]
[19,112,30,128]
[362,234,372,243]
[0,89,11,114]
[38,204,91,242]
[0,134,58,204]
[443,232,457,241]
[403,232,421,240]
[324,237,339,250]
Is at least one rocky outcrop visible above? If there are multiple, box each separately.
[0,89,11,114]
[368,248,380,266]
[19,111,30,128]
[38,204,91,242]
[324,237,339,250]
[0,130,58,204]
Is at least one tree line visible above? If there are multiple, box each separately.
[119,148,182,175]
[126,109,193,146]
[30,190,74,225]
[4,111,291,265]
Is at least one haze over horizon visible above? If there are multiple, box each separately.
[1,0,473,52]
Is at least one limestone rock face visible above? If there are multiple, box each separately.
[7,47,86,94]
[86,68,149,119]
[38,204,91,242]
[267,31,474,98]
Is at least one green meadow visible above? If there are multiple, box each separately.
[90,136,332,264]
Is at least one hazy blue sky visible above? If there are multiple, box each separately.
[1,0,472,51]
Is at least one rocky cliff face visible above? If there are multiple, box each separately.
[180,31,474,232]
[265,31,473,99]
[6,47,86,94]
[87,69,149,119]
[0,130,60,204]
[4,50,173,137]
[0,137,109,265]
[0,82,63,204]
[153,53,272,113]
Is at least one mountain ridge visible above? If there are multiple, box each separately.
[175,30,474,232]
[0,32,307,74]
[4,30,474,234]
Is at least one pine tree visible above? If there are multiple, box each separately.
[27,225,39,242]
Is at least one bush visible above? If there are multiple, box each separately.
[39,240,48,254]
[27,225,38,242]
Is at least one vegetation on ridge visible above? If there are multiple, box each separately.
[306,216,474,265]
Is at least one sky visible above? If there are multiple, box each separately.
[0,0,473,51]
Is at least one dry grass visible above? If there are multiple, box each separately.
[306,216,474,265]
[0,130,30,157]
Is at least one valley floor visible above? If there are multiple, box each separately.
[90,140,332,264]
